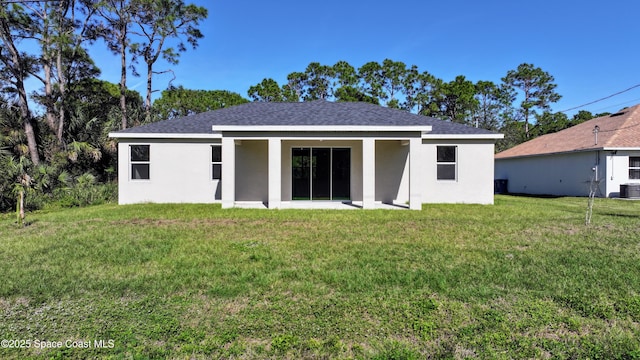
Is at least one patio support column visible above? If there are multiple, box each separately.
[268,138,281,209]
[409,137,422,210]
[221,137,236,208]
[362,138,376,209]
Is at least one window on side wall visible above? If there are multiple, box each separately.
[436,146,457,181]
[630,157,640,180]
[130,145,150,180]
[212,145,221,180]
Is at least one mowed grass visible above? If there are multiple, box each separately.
[0,196,639,359]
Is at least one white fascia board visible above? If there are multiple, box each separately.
[421,133,504,140]
[211,125,433,132]
[602,147,640,151]
[219,135,424,141]
[495,148,601,160]
[496,147,640,160]
[108,132,223,139]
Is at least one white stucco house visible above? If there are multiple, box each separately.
[109,100,503,209]
[495,104,640,198]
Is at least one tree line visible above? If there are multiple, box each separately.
[0,1,607,215]
[247,60,606,148]
[0,0,207,214]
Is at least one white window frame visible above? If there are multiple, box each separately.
[630,156,640,180]
[436,145,457,181]
[211,145,222,180]
[130,144,150,180]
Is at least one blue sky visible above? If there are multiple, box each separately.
[86,0,640,117]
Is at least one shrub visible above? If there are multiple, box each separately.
[51,181,117,208]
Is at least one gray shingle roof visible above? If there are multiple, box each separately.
[113,100,497,135]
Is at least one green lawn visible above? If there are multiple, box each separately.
[0,196,639,359]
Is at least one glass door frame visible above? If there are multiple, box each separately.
[291,147,351,201]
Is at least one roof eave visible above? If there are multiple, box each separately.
[602,147,640,151]
[422,133,504,140]
[211,125,433,132]
[495,147,606,160]
[108,126,503,140]
[108,132,222,139]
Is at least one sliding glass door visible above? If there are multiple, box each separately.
[292,148,311,200]
[292,148,350,200]
[331,148,351,200]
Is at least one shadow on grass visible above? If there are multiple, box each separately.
[12,219,38,228]
[500,192,567,199]
[599,212,640,219]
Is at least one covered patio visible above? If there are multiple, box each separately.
[221,136,424,210]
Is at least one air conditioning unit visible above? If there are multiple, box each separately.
[620,184,640,199]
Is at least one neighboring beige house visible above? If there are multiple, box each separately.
[495,104,640,198]
[109,100,503,209]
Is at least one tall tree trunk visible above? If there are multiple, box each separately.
[523,87,531,138]
[96,0,131,129]
[56,48,65,144]
[41,5,57,134]
[18,84,40,166]
[43,49,58,133]
[145,61,152,122]
[119,28,128,129]
[524,108,530,138]
[0,18,40,165]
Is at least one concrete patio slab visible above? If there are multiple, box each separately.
[232,201,409,210]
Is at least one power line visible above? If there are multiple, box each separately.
[593,120,640,134]
[558,83,640,113]
[590,97,640,114]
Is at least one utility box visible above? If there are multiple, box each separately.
[494,179,508,194]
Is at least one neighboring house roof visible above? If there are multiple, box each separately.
[111,100,498,136]
[495,104,640,159]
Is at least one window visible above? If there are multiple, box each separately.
[212,145,221,180]
[436,146,457,180]
[630,157,640,180]
[130,145,150,180]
